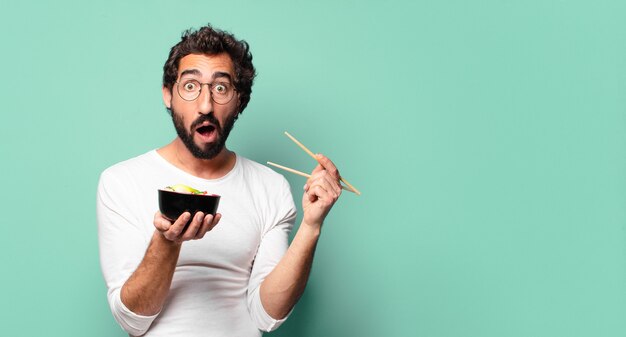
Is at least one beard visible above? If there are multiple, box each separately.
[171,107,237,160]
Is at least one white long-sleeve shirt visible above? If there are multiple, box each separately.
[97,150,297,336]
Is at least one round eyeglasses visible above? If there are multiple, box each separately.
[176,79,237,105]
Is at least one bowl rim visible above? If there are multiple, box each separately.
[158,189,221,197]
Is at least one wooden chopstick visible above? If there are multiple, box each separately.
[284,131,317,159]
[267,161,310,178]
[267,161,355,193]
[284,132,361,195]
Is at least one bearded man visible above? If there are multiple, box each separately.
[97,24,343,336]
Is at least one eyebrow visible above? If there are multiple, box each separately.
[179,69,233,82]
[179,69,202,78]
[211,71,233,81]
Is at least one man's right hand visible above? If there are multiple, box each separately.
[153,211,222,243]
[121,211,221,316]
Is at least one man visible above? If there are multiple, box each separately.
[97,24,343,336]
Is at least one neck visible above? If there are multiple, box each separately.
[158,138,236,180]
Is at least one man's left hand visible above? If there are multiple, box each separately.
[301,154,343,228]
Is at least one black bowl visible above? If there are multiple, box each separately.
[158,189,221,222]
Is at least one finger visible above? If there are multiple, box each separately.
[181,212,205,241]
[315,153,340,180]
[316,170,341,196]
[306,187,318,202]
[307,183,330,202]
[303,176,317,202]
[209,213,222,231]
[195,213,214,239]
[305,171,329,198]
[309,170,341,197]
[323,175,342,198]
[153,211,172,232]
[310,163,324,175]
[164,212,191,241]
[313,172,342,202]
[307,169,331,185]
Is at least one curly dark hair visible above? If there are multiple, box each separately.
[163,24,256,114]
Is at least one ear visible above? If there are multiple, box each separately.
[162,86,172,109]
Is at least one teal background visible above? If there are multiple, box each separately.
[1,1,625,336]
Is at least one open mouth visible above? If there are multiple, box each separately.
[196,124,216,137]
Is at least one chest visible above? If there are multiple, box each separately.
[132,166,272,273]
[155,188,267,273]
[178,203,263,272]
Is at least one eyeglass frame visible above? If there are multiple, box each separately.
[175,79,238,105]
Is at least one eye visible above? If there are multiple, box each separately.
[183,81,198,92]
[213,83,229,95]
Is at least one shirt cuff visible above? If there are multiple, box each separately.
[249,287,294,332]
[109,288,160,336]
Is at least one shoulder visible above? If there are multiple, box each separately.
[101,150,158,176]
[99,150,158,185]
[235,155,297,232]
[237,155,290,187]
[235,155,294,203]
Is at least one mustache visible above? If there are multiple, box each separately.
[190,113,221,132]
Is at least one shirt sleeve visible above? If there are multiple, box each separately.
[97,169,159,336]
[246,177,297,332]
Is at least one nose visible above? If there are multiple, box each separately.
[197,83,214,115]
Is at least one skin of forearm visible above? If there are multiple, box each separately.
[260,221,321,319]
[121,230,182,315]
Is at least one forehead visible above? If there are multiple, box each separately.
[178,53,235,79]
